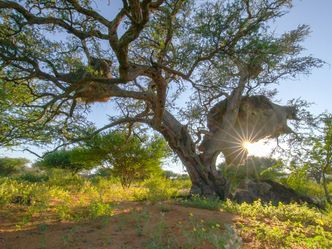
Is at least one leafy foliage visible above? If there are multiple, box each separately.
[306,115,332,203]
[35,148,97,174]
[223,200,332,249]
[282,160,309,194]
[178,195,223,210]
[183,213,242,249]
[178,196,332,249]
[0,157,29,177]
[143,177,178,202]
[219,156,284,189]
[86,131,169,187]
[0,173,185,224]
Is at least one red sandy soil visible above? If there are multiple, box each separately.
[0,202,260,249]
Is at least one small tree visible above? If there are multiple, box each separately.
[36,148,97,174]
[306,115,332,203]
[0,157,29,177]
[88,132,168,188]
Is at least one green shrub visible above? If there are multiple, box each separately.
[172,178,191,194]
[0,178,48,206]
[222,199,332,249]
[219,156,284,191]
[144,177,178,202]
[54,203,72,221]
[183,213,242,249]
[16,173,49,183]
[281,176,326,201]
[46,170,86,191]
[178,195,222,210]
[328,182,332,195]
[35,148,97,174]
[84,132,168,188]
[88,201,113,219]
[0,157,30,177]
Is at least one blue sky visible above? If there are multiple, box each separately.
[274,0,332,113]
[1,0,331,173]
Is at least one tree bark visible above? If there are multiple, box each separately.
[153,110,228,199]
[151,76,249,198]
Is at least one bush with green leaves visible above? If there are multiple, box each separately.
[177,196,332,248]
[88,201,113,219]
[178,195,222,210]
[0,157,30,177]
[183,213,242,249]
[305,115,332,203]
[35,148,97,174]
[0,178,50,207]
[46,169,88,191]
[86,131,169,188]
[16,172,49,183]
[143,177,178,202]
[219,156,284,190]
[281,160,309,194]
[222,199,332,249]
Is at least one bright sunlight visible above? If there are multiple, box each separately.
[242,139,274,157]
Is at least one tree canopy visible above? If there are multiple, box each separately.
[0,0,323,198]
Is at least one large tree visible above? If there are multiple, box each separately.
[0,0,323,198]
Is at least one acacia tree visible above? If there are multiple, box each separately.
[0,0,323,198]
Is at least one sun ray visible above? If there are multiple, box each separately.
[207,110,279,166]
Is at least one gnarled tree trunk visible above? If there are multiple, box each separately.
[152,93,297,199]
[153,110,228,198]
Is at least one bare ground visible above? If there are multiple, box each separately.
[0,201,266,249]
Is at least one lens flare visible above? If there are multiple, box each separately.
[242,140,252,151]
[242,140,270,156]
